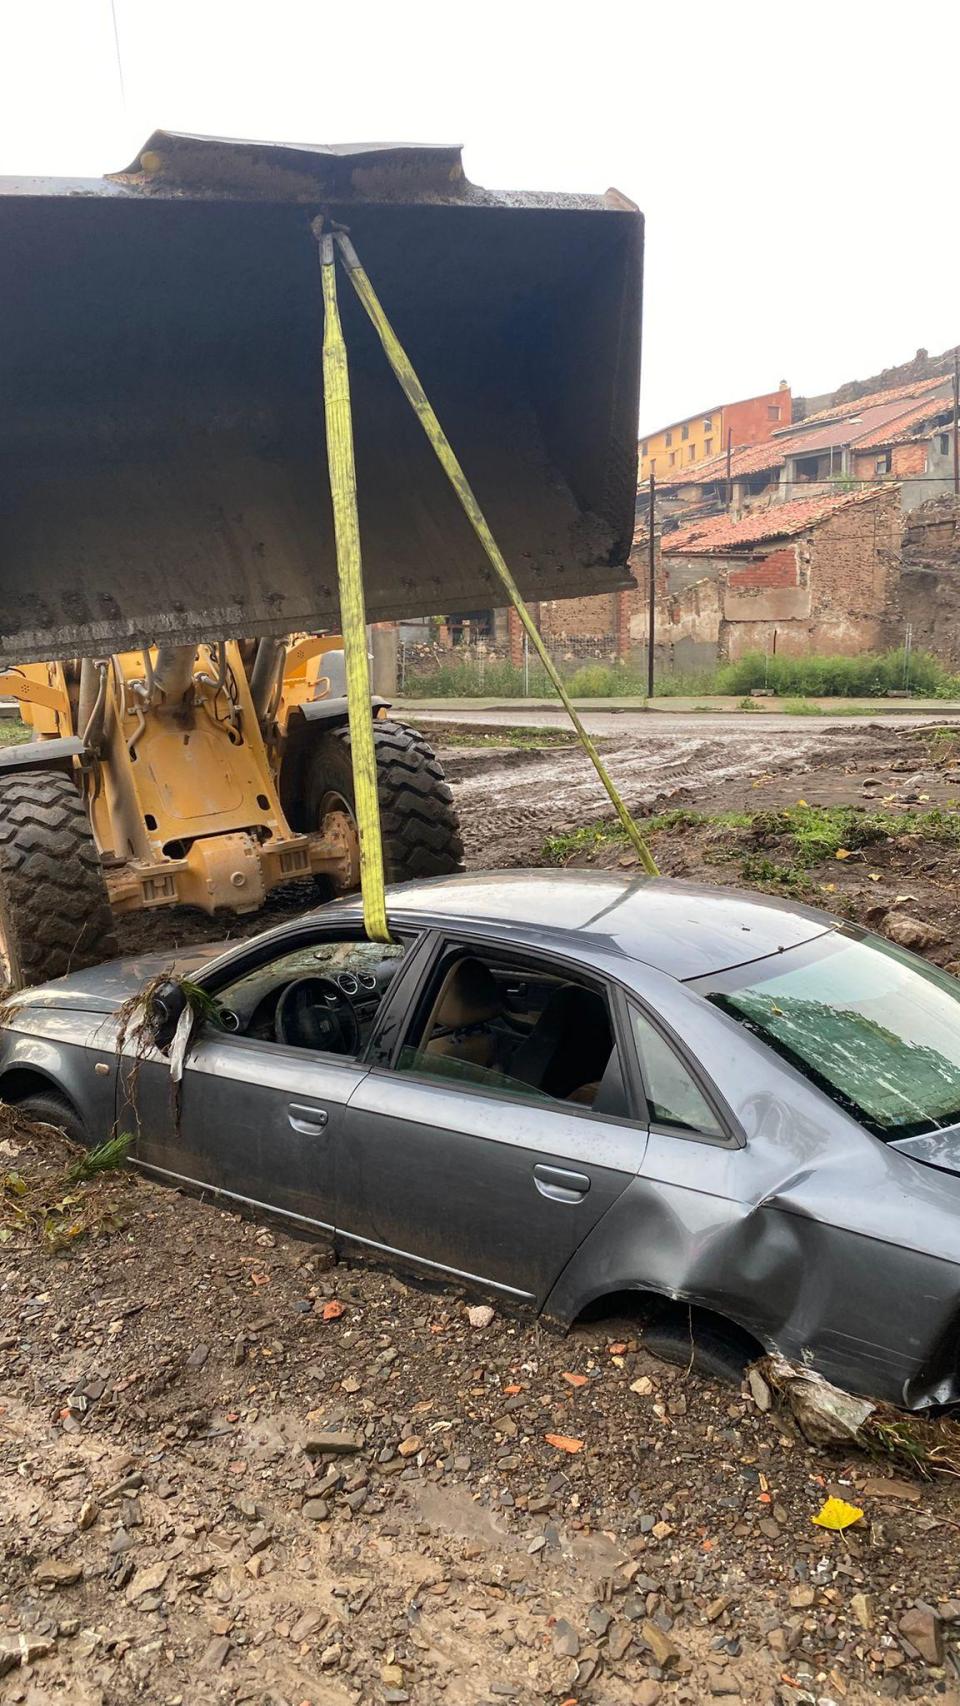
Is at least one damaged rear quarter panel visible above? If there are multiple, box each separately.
[544,971,960,1408]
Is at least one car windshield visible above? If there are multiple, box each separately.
[702,930,960,1140]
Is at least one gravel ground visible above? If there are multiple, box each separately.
[2,1122,960,1706]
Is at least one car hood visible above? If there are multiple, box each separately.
[889,1126,960,1179]
[5,943,231,1018]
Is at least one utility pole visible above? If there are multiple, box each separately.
[647,469,656,700]
[953,350,959,497]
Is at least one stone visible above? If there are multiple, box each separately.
[398,1436,422,1458]
[898,1606,943,1665]
[606,1620,633,1661]
[640,1620,680,1667]
[634,1683,662,1706]
[201,1636,232,1670]
[125,1560,170,1603]
[381,1663,405,1686]
[882,913,946,953]
[551,1619,580,1659]
[302,1498,330,1523]
[320,1643,342,1667]
[706,1594,734,1622]
[861,1475,922,1503]
[467,1305,495,1328]
[186,1343,209,1370]
[77,1498,98,1532]
[34,1560,83,1587]
[747,1366,771,1411]
[102,1471,144,1502]
[788,1585,815,1609]
[302,1431,361,1456]
[586,1606,612,1638]
[706,1665,741,1696]
[290,1611,325,1643]
[850,1591,874,1630]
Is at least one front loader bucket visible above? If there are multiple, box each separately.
[0,134,642,663]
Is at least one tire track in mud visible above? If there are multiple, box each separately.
[446,725,903,868]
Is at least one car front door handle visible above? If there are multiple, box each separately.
[534,1163,591,1203]
[288,1103,329,1135]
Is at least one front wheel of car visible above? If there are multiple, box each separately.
[8,1090,88,1147]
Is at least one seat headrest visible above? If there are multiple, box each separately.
[433,958,500,1029]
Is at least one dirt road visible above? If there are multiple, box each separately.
[435,717,956,872]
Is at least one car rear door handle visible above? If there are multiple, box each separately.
[288,1103,329,1135]
[534,1164,590,1203]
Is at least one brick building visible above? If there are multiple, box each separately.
[661,375,956,517]
[650,486,902,667]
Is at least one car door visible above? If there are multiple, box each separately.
[119,927,417,1230]
[337,938,648,1306]
[126,1031,368,1230]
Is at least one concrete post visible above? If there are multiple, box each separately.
[370,622,398,697]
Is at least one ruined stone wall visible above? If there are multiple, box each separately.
[900,496,960,665]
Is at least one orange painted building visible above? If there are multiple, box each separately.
[640,382,792,482]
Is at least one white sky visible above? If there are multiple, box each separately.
[3,0,957,434]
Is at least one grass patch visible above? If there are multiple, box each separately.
[782,698,823,716]
[0,718,29,745]
[404,647,960,701]
[543,803,960,874]
[714,647,958,700]
[426,723,579,750]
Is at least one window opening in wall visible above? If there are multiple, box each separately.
[665,430,673,447]
[703,416,713,432]
[875,451,892,475]
[795,455,820,483]
[687,444,696,461]
[704,438,713,455]
[681,423,689,440]
[669,450,676,467]
[939,434,950,457]
[641,441,648,456]
[768,404,780,420]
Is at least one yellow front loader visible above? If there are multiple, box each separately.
[0,638,460,985]
[0,132,643,988]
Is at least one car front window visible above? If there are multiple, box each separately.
[703,931,960,1139]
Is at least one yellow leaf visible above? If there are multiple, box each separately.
[811,1496,863,1531]
[834,848,852,861]
[820,883,837,894]
[868,872,882,882]
[796,799,808,807]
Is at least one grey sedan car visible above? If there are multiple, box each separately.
[3,869,960,1411]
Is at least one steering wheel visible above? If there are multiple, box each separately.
[274,975,361,1055]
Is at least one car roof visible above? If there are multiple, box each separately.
[377,870,836,981]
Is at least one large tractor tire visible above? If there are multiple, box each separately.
[0,771,117,990]
[306,720,464,886]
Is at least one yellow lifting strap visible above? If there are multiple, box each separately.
[331,229,659,879]
[316,226,391,942]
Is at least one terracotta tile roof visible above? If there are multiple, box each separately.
[851,393,955,451]
[664,438,785,488]
[788,374,950,430]
[662,487,884,556]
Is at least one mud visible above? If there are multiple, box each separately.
[112,720,956,957]
[2,1125,959,1705]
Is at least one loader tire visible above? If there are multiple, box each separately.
[0,771,117,991]
[307,719,464,887]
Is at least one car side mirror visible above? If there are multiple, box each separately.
[148,980,187,1053]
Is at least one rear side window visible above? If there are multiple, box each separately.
[631,1006,724,1137]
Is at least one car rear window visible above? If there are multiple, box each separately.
[700,930,960,1140]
